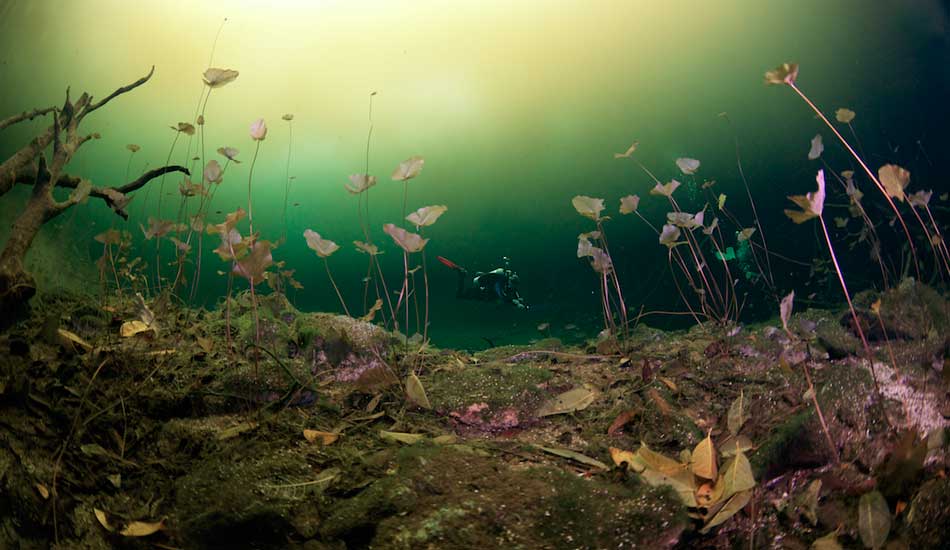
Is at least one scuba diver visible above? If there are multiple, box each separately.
[437,256,528,310]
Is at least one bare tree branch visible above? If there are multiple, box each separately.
[15,163,190,220]
[83,66,155,118]
[0,107,55,131]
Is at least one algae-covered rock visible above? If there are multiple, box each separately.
[855,279,950,342]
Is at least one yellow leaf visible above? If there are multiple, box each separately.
[303,429,339,445]
[538,386,597,416]
[119,519,164,537]
[658,376,678,392]
[878,164,910,202]
[120,320,150,338]
[405,372,431,409]
[811,530,843,550]
[716,449,756,502]
[701,489,752,533]
[379,430,425,445]
[35,483,49,499]
[692,433,718,480]
[94,508,115,532]
[57,328,92,352]
[609,447,638,469]
[636,442,689,477]
[727,390,749,436]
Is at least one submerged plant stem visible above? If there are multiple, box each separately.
[247,140,262,236]
[324,258,351,317]
[786,81,921,280]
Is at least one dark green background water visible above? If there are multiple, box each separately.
[1,1,947,349]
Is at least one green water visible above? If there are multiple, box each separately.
[0,0,947,348]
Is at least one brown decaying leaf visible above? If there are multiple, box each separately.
[406,205,448,228]
[676,157,700,175]
[345,173,377,194]
[727,390,748,436]
[607,409,638,436]
[360,299,384,322]
[858,490,891,549]
[780,290,794,334]
[233,240,274,285]
[650,180,681,197]
[303,229,340,258]
[538,386,597,416]
[203,67,239,88]
[647,388,673,416]
[303,429,339,445]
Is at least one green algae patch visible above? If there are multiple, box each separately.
[426,363,552,413]
[327,445,687,548]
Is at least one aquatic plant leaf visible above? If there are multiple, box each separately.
[907,189,932,207]
[383,223,428,253]
[718,434,753,457]
[784,169,825,224]
[716,450,755,502]
[345,173,377,194]
[667,211,703,230]
[676,157,700,175]
[590,247,613,274]
[535,445,608,470]
[379,430,425,445]
[207,208,246,237]
[303,229,340,258]
[835,108,856,123]
[538,385,597,416]
[196,115,205,126]
[619,194,640,214]
[808,134,824,160]
[833,217,848,228]
[94,229,122,245]
[213,231,246,262]
[700,489,752,534]
[141,218,175,240]
[360,298,384,322]
[249,118,267,141]
[718,193,727,210]
[737,227,756,242]
[811,530,843,550]
[858,490,890,549]
[353,240,381,255]
[577,235,595,258]
[614,141,639,158]
[178,178,205,197]
[203,68,239,88]
[703,217,720,236]
[780,290,794,334]
[126,144,140,153]
[796,479,822,526]
[391,155,425,181]
[659,223,682,247]
[572,195,605,221]
[233,240,274,285]
[765,62,799,85]
[727,390,749,435]
[169,237,191,253]
[650,180,681,198]
[282,113,294,121]
[217,146,241,163]
[692,433,718,480]
[171,122,195,135]
[302,430,339,445]
[119,519,164,537]
[405,372,432,409]
[636,442,688,477]
[878,164,910,202]
[202,160,223,184]
[406,204,448,227]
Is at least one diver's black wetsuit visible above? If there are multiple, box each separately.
[456,267,528,310]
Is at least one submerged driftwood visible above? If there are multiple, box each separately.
[0,67,188,324]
